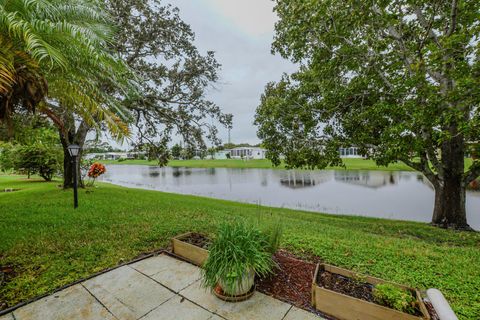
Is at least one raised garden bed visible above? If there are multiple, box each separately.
[312,263,430,320]
[171,232,210,266]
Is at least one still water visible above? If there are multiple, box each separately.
[101,165,480,230]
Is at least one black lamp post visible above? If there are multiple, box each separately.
[67,144,81,208]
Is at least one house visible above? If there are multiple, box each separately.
[339,147,363,158]
[209,150,230,160]
[85,152,145,161]
[229,147,266,160]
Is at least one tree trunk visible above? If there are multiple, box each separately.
[60,133,82,189]
[431,134,472,230]
[58,118,89,189]
[431,178,470,230]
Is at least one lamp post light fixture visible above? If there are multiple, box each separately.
[67,144,81,208]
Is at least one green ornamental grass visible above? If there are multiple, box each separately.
[202,221,274,293]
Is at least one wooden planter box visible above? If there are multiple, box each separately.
[171,232,209,267]
[312,264,430,320]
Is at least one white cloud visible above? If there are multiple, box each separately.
[202,0,278,38]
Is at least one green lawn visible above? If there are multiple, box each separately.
[103,157,476,172]
[1,175,479,319]
[103,158,416,171]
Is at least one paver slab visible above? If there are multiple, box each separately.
[141,295,212,320]
[131,255,201,292]
[83,266,174,320]
[179,281,228,313]
[215,291,291,320]
[283,306,325,320]
[12,284,115,320]
[0,313,14,320]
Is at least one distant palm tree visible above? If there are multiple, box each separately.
[0,0,133,138]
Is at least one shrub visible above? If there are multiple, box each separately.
[0,142,16,172]
[202,221,274,293]
[373,283,416,314]
[87,162,106,186]
[12,143,63,181]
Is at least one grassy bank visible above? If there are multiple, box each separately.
[103,158,416,171]
[103,157,475,172]
[0,175,479,319]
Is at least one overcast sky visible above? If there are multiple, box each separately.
[165,0,297,145]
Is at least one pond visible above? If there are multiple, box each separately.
[101,165,480,230]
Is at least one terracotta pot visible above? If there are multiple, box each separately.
[218,269,255,296]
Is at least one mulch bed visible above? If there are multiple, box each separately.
[317,269,374,302]
[256,250,333,319]
[180,233,210,249]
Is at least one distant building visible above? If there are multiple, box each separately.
[229,147,266,160]
[339,147,362,158]
[85,152,145,161]
[209,150,230,160]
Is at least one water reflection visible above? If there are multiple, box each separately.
[280,171,322,189]
[101,165,479,230]
[334,171,393,188]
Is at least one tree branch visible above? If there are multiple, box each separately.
[413,6,442,49]
[401,153,439,187]
[464,160,480,185]
[446,0,458,36]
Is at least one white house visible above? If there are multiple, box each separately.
[85,152,145,160]
[209,150,230,160]
[229,147,266,160]
[339,147,363,158]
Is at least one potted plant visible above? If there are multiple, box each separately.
[311,263,430,320]
[202,221,274,301]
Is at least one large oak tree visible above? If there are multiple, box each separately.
[255,0,480,230]
[105,0,232,164]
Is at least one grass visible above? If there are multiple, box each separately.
[1,175,479,319]
[103,158,416,171]
[103,158,475,172]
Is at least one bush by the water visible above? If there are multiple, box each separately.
[0,143,62,181]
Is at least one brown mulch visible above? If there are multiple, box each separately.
[256,250,333,319]
[181,233,210,249]
[317,269,374,302]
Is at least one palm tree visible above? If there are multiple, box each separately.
[1,0,133,134]
[1,0,135,186]
[0,34,47,134]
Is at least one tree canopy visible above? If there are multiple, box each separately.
[105,0,233,159]
[0,0,133,138]
[255,0,480,230]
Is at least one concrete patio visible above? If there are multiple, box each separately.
[0,253,324,320]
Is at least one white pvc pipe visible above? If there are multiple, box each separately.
[427,288,458,320]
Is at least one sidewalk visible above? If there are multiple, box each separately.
[1,254,324,320]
